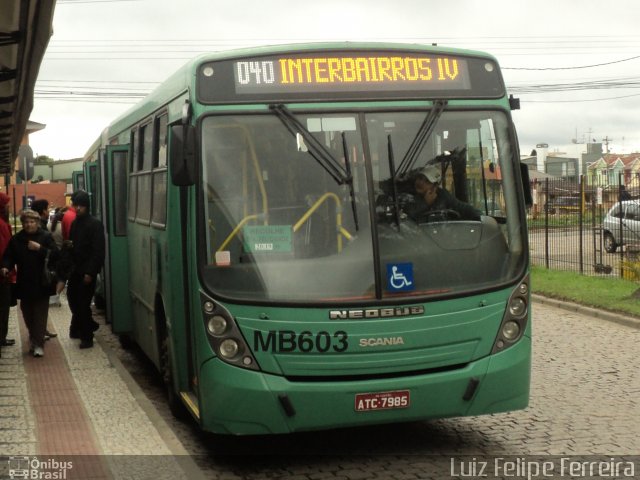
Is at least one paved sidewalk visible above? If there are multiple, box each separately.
[0,298,203,480]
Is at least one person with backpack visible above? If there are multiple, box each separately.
[1,209,58,357]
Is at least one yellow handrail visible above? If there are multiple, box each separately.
[210,124,269,224]
[293,192,353,252]
[216,195,354,255]
[217,214,259,252]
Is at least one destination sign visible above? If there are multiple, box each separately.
[233,54,470,94]
[197,50,503,103]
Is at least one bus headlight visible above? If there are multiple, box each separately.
[502,321,520,341]
[200,293,260,371]
[491,277,530,354]
[508,297,527,317]
[207,315,227,336]
[219,339,240,358]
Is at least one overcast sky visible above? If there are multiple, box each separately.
[28,0,640,160]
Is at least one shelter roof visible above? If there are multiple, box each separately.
[0,1,55,173]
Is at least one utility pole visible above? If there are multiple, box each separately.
[23,156,28,208]
[602,136,612,153]
[17,145,34,209]
[585,127,594,143]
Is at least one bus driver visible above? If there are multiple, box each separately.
[407,165,481,222]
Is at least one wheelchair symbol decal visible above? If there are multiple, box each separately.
[387,263,414,292]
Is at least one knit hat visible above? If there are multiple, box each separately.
[72,190,90,208]
[20,209,40,223]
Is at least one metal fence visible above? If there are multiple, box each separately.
[527,174,640,279]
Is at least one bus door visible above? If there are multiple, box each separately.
[84,160,101,218]
[103,145,133,333]
[72,170,85,192]
[86,157,107,310]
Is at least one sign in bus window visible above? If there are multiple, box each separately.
[306,117,357,132]
[243,225,293,253]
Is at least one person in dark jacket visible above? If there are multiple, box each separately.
[30,199,50,230]
[30,199,59,338]
[0,193,15,348]
[406,165,481,222]
[67,191,105,349]
[619,185,632,201]
[1,209,58,357]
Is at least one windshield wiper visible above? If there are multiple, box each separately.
[387,135,401,228]
[270,104,350,185]
[341,132,359,231]
[397,99,447,177]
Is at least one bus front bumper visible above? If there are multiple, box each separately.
[198,336,531,435]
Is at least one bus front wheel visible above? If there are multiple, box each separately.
[161,336,189,420]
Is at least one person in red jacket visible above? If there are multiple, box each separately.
[0,193,15,347]
[61,203,77,241]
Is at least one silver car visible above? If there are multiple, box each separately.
[602,200,640,253]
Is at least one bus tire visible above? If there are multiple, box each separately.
[118,334,135,350]
[161,336,189,420]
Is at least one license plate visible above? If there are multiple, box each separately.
[354,390,410,412]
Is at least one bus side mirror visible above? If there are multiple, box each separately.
[169,124,195,186]
[520,163,533,207]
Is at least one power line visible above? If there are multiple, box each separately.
[509,79,640,94]
[37,79,158,85]
[57,0,143,4]
[39,35,640,67]
[31,37,640,105]
[44,36,640,50]
[46,34,640,42]
[33,75,640,102]
[32,73,640,103]
[503,55,640,70]
[522,92,640,103]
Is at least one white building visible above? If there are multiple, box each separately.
[529,142,603,178]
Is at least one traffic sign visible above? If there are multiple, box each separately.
[17,144,34,181]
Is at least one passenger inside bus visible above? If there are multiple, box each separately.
[405,165,481,223]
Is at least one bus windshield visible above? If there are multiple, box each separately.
[200,108,525,303]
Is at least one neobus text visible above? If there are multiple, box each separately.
[329,305,424,320]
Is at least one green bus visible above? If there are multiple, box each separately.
[84,43,532,435]
[71,170,85,194]
[72,167,100,218]
[72,155,107,309]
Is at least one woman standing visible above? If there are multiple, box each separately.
[47,206,67,307]
[48,206,67,249]
[0,193,15,348]
[1,209,57,357]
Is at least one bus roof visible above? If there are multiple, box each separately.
[85,42,501,157]
[186,41,499,64]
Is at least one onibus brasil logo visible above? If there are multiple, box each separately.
[6,456,73,479]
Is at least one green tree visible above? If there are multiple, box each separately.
[34,155,54,165]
